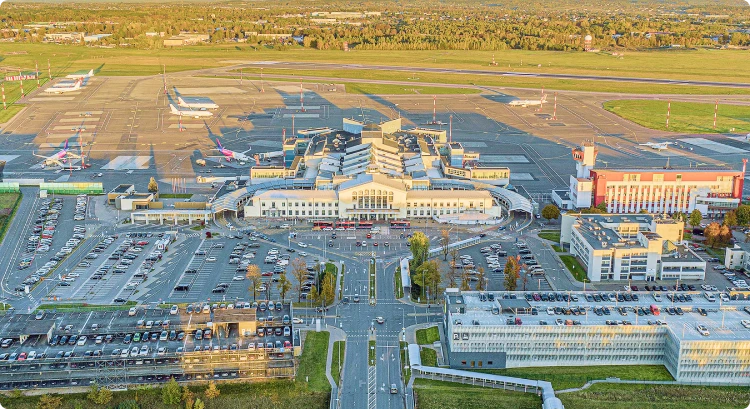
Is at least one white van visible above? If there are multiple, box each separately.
[704,292,716,302]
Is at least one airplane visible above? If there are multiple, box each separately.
[33,140,82,168]
[639,142,673,151]
[170,104,213,118]
[508,94,547,107]
[214,139,251,162]
[44,79,82,94]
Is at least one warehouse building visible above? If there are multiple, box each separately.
[443,290,750,384]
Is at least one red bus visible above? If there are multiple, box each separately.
[313,220,334,230]
[336,220,356,229]
[390,220,411,229]
[357,220,373,229]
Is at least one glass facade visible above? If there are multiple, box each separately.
[39,182,103,194]
[0,182,20,193]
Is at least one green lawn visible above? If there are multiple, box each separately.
[331,341,345,387]
[297,331,331,392]
[368,340,376,366]
[0,193,21,245]
[0,104,26,124]
[552,245,564,253]
[158,193,193,199]
[37,301,137,312]
[538,231,561,243]
[413,379,541,409]
[476,365,673,390]
[369,259,376,300]
[400,341,410,384]
[345,83,481,95]
[394,267,404,299]
[0,381,328,409]
[415,326,440,345]
[705,246,727,263]
[420,348,438,367]
[560,255,589,283]
[604,100,750,134]
[558,383,750,409]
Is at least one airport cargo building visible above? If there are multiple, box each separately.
[443,290,750,384]
[559,213,706,282]
[554,143,745,217]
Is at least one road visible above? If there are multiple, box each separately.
[233,61,750,89]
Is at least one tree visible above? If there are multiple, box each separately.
[37,394,63,409]
[246,264,261,301]
[182,385,195,409]
[638,209,649,214]
[408,231,430,267]
[194,399,205,409]
[541,204,560,222]
[503,257,520,291]
[412,260,441,303]
[440,229,450,260]
[162,377,181,405]
[115,401,140,409]
[290,257,307,302]
[87,384,112,405]
[475,266,486,291]
[277,274,291,301]
[724,210,738,228]
[321,273,335,305]
[460,272,471,291]
[704,222,731,248]
[148,176,159,193]
[689,209,703,229]
[204,381,220,400]
[308,284,319,303]
[596,202,607,212]
[736,204,750,226]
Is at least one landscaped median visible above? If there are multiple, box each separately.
[369,258,376,302]
[296,331,331,392]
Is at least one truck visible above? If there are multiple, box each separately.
[196,159,206,166]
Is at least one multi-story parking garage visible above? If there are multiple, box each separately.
[0,305,298,390]
[443,289,750,384]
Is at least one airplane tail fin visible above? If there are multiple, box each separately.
[170,104,179,115]
[64,139,69,151]
[215,139,223,150]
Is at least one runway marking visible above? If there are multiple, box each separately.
[481,154,530,163]
[175,87,244,94]
[29,97,76,101]
[63,111,104,116]
[0,155,20,163]
[101,156,151,170]
[59,118,99,123]
[460,142,488,148]
[52,125,97,131]
[678,138,747,154]
[510,173,535,181]
[167,124,206,129]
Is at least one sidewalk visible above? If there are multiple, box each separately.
[324,325,347,389]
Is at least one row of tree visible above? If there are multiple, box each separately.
[245,257,336,306]
[3,1,750,50]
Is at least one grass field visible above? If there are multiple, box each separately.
[297,331,330,392]
[0,105,25,124]
[400,341,410,384]
[242,68,750,95]
[0,193,21,245]
[394,268,404,299]
[0,381,328,409]
[331,341,345,386]
[413,379,541,409]
[369,259,376,300]
[604,100,750,133]
[420,348,438,367]
[0,44,748,94]
[415,326,440,345]
[560,255,590,283]
[37,301,137,311]
[476,365,673,390]
[538,231,561,243]
[558,383,750,409]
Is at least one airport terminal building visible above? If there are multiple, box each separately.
[443,290,750,384]
[208,119,534,224]
[553,143,745,217]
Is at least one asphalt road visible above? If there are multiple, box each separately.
[236,61,750,89]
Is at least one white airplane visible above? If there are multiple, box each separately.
[639,142,673,151]
[170,104,213,118]
[44,79,82,94]
[214,139,251,162]
[33,140,82,168]
[508,94,547,107]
